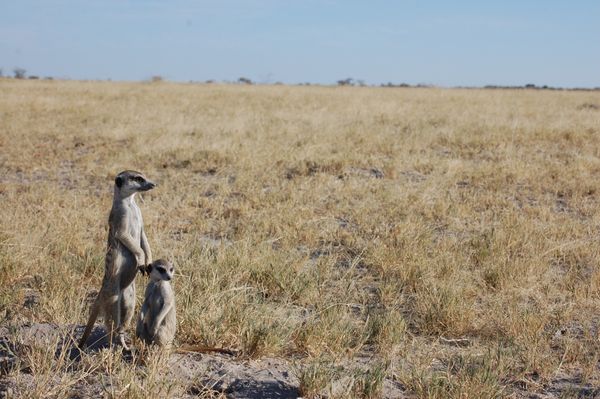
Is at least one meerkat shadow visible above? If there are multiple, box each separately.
[61,325,116,361]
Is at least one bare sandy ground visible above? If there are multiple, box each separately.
[0,323,407,398]
[1,323,598,398]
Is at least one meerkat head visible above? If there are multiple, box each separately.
[143,259,174,282]
[114,170,156,198]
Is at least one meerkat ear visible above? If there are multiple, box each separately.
[115,176,123,188]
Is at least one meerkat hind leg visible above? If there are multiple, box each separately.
[118,284,136,350]
[104,293,127,350]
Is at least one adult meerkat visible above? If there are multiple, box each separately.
[79,170,156,349]
[136,259,176,347]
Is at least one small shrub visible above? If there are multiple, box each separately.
[13,67,26,79]
[337,78,354,86]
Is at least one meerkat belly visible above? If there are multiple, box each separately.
[152,295,164,311]
[155,308,176,346]
[104,239,129,277]
[107,239,136,270]
[163,307,176,328]
[127,203,143,243]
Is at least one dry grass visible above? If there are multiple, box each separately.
[1,78,599,397]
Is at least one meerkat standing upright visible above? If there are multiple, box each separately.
[136,259,177,347]
[79,170,156,350]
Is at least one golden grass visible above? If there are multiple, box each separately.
[1,78,600,397]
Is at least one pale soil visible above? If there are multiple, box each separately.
[0,323,410,398]
[1,323,597,398]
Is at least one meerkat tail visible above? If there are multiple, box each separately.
[78,301,100,348]
[174,344,235,356]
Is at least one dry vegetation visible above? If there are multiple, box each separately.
[0,78,599,398]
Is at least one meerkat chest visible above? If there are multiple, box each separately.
[126,202,143,238]
[150,293,164,309]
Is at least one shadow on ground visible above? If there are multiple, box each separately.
[1,323,302,398]
[64,324,110,360]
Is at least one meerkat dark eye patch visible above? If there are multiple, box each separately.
[157,267,166,274]
[134,176,145,183]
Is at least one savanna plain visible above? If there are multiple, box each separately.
[1,79,599,398]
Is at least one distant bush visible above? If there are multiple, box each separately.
[13,68,26,79]
[238,77,253,85]
[28,76,39,80]
[484,84,563,90]
[337,78,354,86]
[151,75,163,82]
[381,82,411,88]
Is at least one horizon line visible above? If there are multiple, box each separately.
[2,75,600,91]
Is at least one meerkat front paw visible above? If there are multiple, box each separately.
[135,252,146,267]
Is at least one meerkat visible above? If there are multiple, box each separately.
[136,259,176,347]
[78,170,156,350]
[135,263,235,355]
[135,266,234,355]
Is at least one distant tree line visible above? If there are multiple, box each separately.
[379,82,433,88]
[0,67,52,80]
[481,83,600,91]
[336,78,366,86]
[1,69,598,91]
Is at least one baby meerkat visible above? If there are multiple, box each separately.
[136,259,176,347]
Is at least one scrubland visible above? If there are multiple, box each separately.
[0,79,599,397]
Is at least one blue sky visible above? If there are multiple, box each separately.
[1,1,598,87]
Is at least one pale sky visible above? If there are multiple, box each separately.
[1,1,599,87]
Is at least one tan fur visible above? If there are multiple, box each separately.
[136,259,176,347]
[79,170,156,349]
